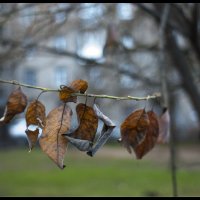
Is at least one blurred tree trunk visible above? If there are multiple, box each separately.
[166,30,200,121]
[155,3,200,121]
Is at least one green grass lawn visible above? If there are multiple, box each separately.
[0,146,199,197]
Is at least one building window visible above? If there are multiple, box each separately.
[116,3,134,20]
[24,69,37,85]
[78,3,104,21]
[54,36,67,51]
[54,12,66,24]
[55,67,67,87]
[122,34,135,49]
[20,6,36,27]
[89,67,104,89]
[76,30,105,59]
[26,47,37,58]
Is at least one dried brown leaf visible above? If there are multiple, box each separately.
[39,104,72,169]
[0,87,27,125]
[25,128,40,151]
[25,100,46,150]
[25,100,46,128]
[120,109,150,154]
[70,79,88,94]
[71,103,98,142]
[59,85,77,103]
[134,111,159,159]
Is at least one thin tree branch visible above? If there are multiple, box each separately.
[171,3,191,26]
[37,45,161,87]
[38,45,184,91]
[0,79,57,92]
[38,45,99,63]
[0,36,161,87]
[0,79,161,101]
[0,3,36,26]
[134,3,190,38]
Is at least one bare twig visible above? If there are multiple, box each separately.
[134,3,190,38]
[0,79,161,101]
[0,79,58,92]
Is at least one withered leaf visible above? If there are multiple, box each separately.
[25,100,46,150]
[157,108,170,144]
[59,85,77,103]
[93,104,115,127]
[64,135,93,152]
[25,128,40,151]
[120,109,150,154]
[134,111,159,159]
[25,100,46,128]
[39,104,72,169]
[71,103,98,142]
[87,104,116,157]
[70,79,88,94]
[0,87,27,125]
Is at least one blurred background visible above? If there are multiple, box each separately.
[0,3,200,197]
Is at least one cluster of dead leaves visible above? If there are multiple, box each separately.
[0,79,169,169]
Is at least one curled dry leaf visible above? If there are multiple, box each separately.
[70,79,88,94]
[71,103,98,142]
[134,111,159,159]
[157,108,170,144]
[0,87,27,125]
[39,104,72,169]
[120,109,150,154]
[64,135,93,152]
[25,100,46,150]
[59,85,77,103]
[87,104,116,157]
[58,80,88,103]
[64,103,98,151]
[25,128,40,151]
